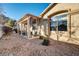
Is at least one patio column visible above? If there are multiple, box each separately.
[27,16,31,38]
[16,23,19,33]
[22,24,25,31]
[39,19,41,37]
[37,19,40,35]
[19,23,22,35]
[48,18,51,39]
[68,9,71,40]
[24,24,27,35]
[20,23,23,35]
[22,24,25,34]
[36,19,38,35]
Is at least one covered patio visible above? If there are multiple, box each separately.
[17,14,41,38]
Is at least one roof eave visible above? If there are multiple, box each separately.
[40,3,57,18]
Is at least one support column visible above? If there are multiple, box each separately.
[68,9,71,40]
[27,16,31,38]
[22,24,25,35]
[48,18,51,39]
[57,18,59,41]
[19,23,22,35]
[39,19,42,37]
[25,25,27,35]
[16,23,19,33]
[20,24,23,35]
[36,19,38,35]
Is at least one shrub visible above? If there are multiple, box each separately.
[2,26,12,35]
[42,38,49,46]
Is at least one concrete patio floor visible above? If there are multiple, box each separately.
[0,33,79,56]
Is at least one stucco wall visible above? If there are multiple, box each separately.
[43,3,79,18]
[41,3,79,44]
[40,19,48,37]
[71,13,79,40]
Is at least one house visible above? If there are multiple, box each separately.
[17,14,41,38]
[40,3,79,44]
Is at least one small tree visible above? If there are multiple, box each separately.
[5,19,15,28]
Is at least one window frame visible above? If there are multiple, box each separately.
[49,10,68,31]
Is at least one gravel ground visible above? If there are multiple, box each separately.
[0,33,79,56]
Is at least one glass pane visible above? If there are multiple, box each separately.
[50,13,67,31]
[50,17,57,31]
[58,20,67,31]
[58,14,67,31]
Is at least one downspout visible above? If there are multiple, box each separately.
[68,9,71,40]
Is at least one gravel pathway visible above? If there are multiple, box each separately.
[0,33,79,56]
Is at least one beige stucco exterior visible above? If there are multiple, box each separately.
[40,3,79,44]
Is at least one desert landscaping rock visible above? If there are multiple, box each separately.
[0,33,79,56]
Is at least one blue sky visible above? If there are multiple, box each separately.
[0,3,50,20]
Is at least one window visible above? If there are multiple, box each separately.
[58,14,67,31]
[50,13,67,31]
[50,17,57,31]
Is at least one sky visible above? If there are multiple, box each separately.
[0,3,50,20]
